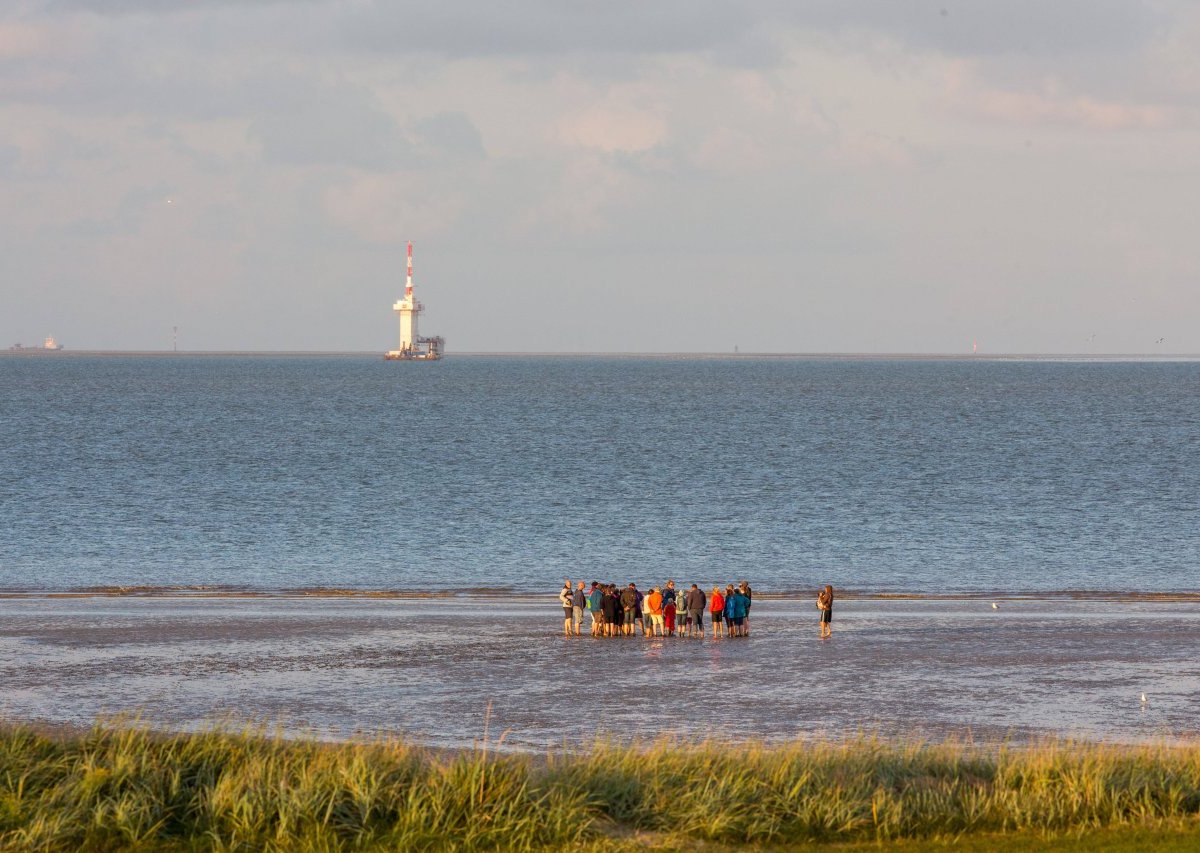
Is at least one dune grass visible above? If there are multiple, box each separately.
[0,723,1199,850]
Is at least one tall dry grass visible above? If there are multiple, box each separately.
[0,723,1198,849]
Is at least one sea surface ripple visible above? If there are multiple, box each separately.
[2,355,1197,594]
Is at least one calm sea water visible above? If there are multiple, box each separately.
[1,356,1197,594]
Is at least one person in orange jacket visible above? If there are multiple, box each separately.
[709,586,725,638]
[645,586,664,636]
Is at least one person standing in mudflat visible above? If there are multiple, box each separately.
[709,586,725,638]
[602,585,620,637]
[685,584,706,638]
[663,580,677,612]
[632,583,646,636]
[572,581,587,636]
[817,585,833,639]
[727,584,749,637]
[558,580,573,637]
[740,581,753,636]
[587,581,604,636]
[723,584,738,637]
[620,583,638,637]
[646,586,664,636]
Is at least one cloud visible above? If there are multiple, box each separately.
[248,88,413,170]
[40,0,1164,61]
[6,0,1200,352]
[782,0,1166,58]
[0,21,53,58]
[558,105,666,153]
[966,88,1172,130]
[0,142,20,175]
[43,0,319,12]
[412,111,485,159]
[57,182,174,237]
[940,63,1177,130]
[323,172,465,245]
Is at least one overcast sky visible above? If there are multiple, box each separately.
[2,0,1198,353]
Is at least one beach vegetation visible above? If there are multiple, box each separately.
[0,723,1198,849]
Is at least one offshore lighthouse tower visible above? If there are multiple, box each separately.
[385,241,444,360]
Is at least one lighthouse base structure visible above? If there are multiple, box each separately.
[385,335,444,361]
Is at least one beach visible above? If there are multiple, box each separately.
[2,594,1195,748]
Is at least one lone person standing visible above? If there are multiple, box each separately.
[817,585,833,639]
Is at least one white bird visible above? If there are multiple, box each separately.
[1141,693,1148,704]
[992,602,998,610]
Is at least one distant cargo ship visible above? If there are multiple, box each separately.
[8,336,64,352]
[385,242,444,361]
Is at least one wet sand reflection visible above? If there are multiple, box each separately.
[0,597,1196,750]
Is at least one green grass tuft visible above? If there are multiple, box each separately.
[0,723,1199,849]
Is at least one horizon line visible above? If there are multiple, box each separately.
[4,349,1200,360]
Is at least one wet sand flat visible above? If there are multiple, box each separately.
[0,597,1196,750]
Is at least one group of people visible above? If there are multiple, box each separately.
[559,579,754,639]
[558,580,836,639]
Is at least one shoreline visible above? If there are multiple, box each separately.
[5,349,1200,361]
[2,586,1199,602]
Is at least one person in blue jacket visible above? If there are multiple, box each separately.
[722,584,741,637]
[587,581,604,636]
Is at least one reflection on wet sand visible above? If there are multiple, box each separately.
[0,597,1196,751]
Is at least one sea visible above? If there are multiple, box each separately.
[2,355,1198,596]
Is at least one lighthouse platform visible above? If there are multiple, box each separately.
[385,335,444,361]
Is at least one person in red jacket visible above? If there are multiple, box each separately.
[709,586,725,638]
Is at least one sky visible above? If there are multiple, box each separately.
[2,0,1199,353]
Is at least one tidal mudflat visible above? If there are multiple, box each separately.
[0,596,1195,749]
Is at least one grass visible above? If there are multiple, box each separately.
[0,723,1199,850]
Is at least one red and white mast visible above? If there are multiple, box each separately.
[393,240,420,352]
[405,240,414,298]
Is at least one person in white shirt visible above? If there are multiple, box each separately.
[558,580,573,637]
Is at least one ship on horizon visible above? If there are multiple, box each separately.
[385,242,444,361]
[8,335,64,352]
